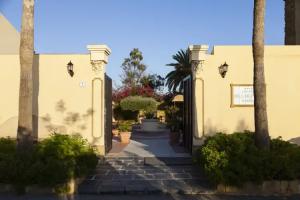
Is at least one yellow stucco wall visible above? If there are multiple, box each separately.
[192,45,300,145]
[0,14,20,54]
[0,54,106,150]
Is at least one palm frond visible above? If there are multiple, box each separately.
[165,49,192,93]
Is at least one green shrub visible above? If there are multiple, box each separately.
[0,138,16,153]
[113,104,139,120]
[194,132,300,187]
[118,120,133,132]
[36,134,98,188]
[144,112,155,119]
[0,134,98,194]
[0,138,17,184]
[10,149,39,193]
[165,105,182,131]
[120,96,158,113]
[265,137,300,180]
[165,105,179,121]
[0,138,39,193]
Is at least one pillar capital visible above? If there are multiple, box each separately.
[189,45,209,61]
[87,44,111,75]
[87,45,111,63]
[189,45,209,78]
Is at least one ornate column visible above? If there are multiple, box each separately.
[189,45,209,146]
[87,45,111,155]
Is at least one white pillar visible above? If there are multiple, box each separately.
[189,45,208,146]
[87,45,111,155]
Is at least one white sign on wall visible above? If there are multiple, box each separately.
[79,81,87,88]
[231,84,254,107]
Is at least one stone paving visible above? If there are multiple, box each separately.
[1,194,299,200]
[78,157,213,194]
[107,136,190,157]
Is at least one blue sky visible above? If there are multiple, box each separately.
[0,0,284,85]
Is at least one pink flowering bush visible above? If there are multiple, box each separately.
[113,86,163,103]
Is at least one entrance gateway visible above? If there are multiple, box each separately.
[103,77,194,156]
[96,45,194,156]
[79,45,211,194]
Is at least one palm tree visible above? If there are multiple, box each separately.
[17,0,35,149]
[252,0,270,149]
[165,49,191,93]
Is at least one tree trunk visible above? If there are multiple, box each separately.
[17,0,35,149]
[252,0,270,149]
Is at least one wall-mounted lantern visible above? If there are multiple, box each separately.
[218,62,229,78]
[67,61,74,77]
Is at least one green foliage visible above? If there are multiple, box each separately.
[165,105,181,131]
[0,138,18,184]
[10,150,39,194]
[121,48,147,88]
[118,120,134,132]
[194,132,300,187]
[35,134,98,187]
[165,49,191,93]
[120,96,158,113]
[144,112,155,119]
[0,138,38,193]
[140,74,165,92]
[265,138,300,180]
[0,138,16,153]
[165,105,179,120]
[0,134,98,194]
[113,104,139,121]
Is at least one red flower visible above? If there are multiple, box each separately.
[113,85,158,102]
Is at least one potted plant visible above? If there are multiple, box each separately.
[145,111,155,119]
[169,120,180,145]
[112,129,119,137]
[112,122,119,137]
[166,105,181,145]
[118,121,132,144]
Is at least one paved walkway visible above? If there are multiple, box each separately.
[107,131,190,158]
[0,194,298,200]
[78,128,205,194]
[107,139,190,157]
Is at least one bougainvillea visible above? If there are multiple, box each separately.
[113,85,163,103]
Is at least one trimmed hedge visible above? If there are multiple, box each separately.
[120,96,158,113]
[113,104,138,120]
[194,132,300,187]
[0,134,98,194]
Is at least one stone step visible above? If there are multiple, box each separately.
[79,157,213,195]
[145,157,193,166]
[99,156,193,166]
[78,179,214,195]
[90,171,204,181]
[99,157,144,166]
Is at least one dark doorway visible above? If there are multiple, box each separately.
[183,75,193,154]
[105,74,113,154]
